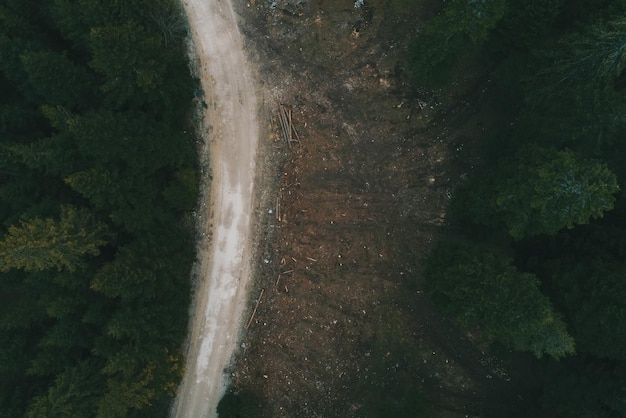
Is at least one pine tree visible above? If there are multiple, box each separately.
[409,0,508,84]
[538,358,626,417]
[96,364,155,418]
[518,15,626,149]
[25,362,103,418]
[89,21,165,107]
[0,206,108,272]
[495,147,619,238]
[423,241,575,358]
[20,49,95,109]
[457,146,620,239]
[551,260,626,360]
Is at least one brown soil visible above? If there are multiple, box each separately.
[231,1,539,417]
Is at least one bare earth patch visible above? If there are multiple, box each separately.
[229,1,538,417]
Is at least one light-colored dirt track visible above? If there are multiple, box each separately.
[172,0,259,417]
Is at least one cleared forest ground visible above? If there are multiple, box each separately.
[226,1,538,417]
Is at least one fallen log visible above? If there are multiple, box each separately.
[245,288,265,329]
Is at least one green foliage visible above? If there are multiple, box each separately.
[514,15,626,150]
[25,362,102,418]
[96,365,155,418]
[456,146,619,239]
[538,359,626,418]
[489,0,564,50]
[0,285,47,332]
[20,49,95,109]
[499,147,618,238]
[0,0,197,416]
[423,241,574,359]
[89,21,165,106]
[382,0,419,13]
[91,246,160,300]
[0,206,108,273]
[163,168,199,212]
[217,391,261,418]
[415,0,626,415]
[549,260,626,361]
[409,0,507,84]
[541,19,626,86]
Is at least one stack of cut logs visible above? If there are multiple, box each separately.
[278,104,300,148]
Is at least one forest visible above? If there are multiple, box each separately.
[414,0,626,415]
[0,0,198,417]
[3,0,626,416]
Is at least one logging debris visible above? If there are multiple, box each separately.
[278,104,301,148]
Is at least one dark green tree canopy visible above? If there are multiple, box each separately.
[409,0,507,84]
[512,14,626,150]
[457,146,619,239]
[423,241,574,359]
[549,259,626,361]
[0,206,108,273]
[415,0,626,415]
[538,359,626,418]
[0,0,196,416]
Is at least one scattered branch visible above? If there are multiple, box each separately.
[246,288,265,329]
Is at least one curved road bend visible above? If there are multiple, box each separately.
[172,0,259,417]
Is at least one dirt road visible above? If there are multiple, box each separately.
[171,0,259,417]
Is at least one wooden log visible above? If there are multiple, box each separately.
[277,106,286,137]
[292,122,300,144]
[278,105,292,149]
[287,105,293,143]
[246,288,265,329]
[277,104,302,147]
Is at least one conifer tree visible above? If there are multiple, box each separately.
[0,206,108,272]
[423,241,575,358]
[457,146,619,239]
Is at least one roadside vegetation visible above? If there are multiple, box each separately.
[0,1,198,417]
[416,0,626,415]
